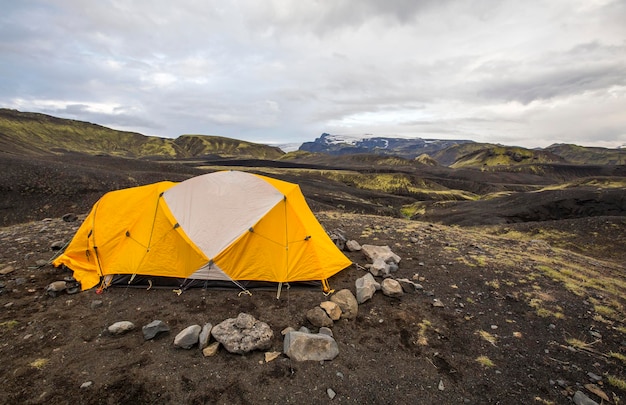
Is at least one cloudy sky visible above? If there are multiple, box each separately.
[2,0,625,149]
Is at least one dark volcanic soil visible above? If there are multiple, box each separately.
[0,153,625,404]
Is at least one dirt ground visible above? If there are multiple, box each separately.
[1,209,625,404]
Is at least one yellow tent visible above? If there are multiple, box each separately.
[53,171,352,292]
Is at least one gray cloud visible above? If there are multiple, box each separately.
[1,0,624,148]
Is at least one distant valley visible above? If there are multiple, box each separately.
[1,108,624,228]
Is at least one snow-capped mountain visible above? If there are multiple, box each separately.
[299,133,474,158]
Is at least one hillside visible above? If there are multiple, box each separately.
[0,109,283,160]
[0,111,625,404]
[450,146,566,168]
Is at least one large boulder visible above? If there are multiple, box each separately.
[330,289,358,320]
[284,331,339,361]
[355,273,380,304]
[211,313,273,354]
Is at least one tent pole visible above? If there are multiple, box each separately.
[276,282,283,299]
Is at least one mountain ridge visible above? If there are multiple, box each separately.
[2,108,625,167]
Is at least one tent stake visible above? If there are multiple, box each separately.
[276,282,283,299]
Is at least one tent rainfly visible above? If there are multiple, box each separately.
[53,170,352,294]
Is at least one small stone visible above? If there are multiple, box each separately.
[381,278,404,298]
[345,240,361,252]
[174,325,202,349]
[320,301,342,321]
[202,342,220,357]
[330,289,358,320]
[572,390,599,405]
[587,372,602,382]
[142,320,170,340]
[45,281,67,295]
[50,241,66,251]
[0,266,15,275]
[281,327,295,336]
[438,379,445,391]
[62,213,78,222]
[80,381,93,389]
[264,351,281,362]
[108,321,135,335]
[90,300,103,310]
[327,388,336,400]
[306,306,334,328]
[432,299,444,308]
[319,327,333,337]
[198,323,213,349]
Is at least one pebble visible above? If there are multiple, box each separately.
[80,381,93,389]
[327,388,336,400]
[587,372,602,382]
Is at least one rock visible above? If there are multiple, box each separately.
[62,213,78,222]
[174,325,202,349]
[396,278,418,293]
[45,281,67,297]
[345,240,361,252]
[142,320,170,340]
[381,279,404,298]
[572,390,599,405]
[264,351,281,362]
[0,266,15,275]
[211,313,273,354]
[108,321,135,335]
[90,300,103,310]
[587,372,602,382]
[330,289,358,320]
[80,381,93,389]
[329,230,347,250]
[355,273,380,304]
[319,327,333,337]
[198,322,213,349]
[50,241,66,251]
[432,299,445,308]
[281,327,296,335]
[234,313,255,329]
[319,301,342,321]
[361,245,401,264]
[284,331,339,361]
[327,388,336,400]
[307,307,334,328]
[202,342,220,357]
[369,258,390,277]
[35,259,47,267]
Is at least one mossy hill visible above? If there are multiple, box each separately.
[0,109,283,159]
[450,146,565,168]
